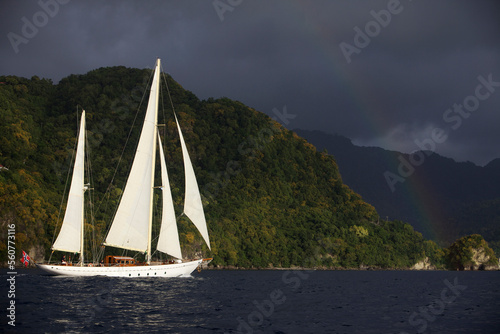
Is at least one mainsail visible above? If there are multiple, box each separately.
[156,133,182,259]
[104,59,160,253]
[52,110,86,256]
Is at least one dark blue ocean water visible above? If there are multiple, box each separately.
[1,269,499,333]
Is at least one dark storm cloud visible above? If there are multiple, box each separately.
[1,0,499,165]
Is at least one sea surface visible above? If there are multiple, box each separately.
[1,269,499,333]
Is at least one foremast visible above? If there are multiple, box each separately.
[52,110,87,265]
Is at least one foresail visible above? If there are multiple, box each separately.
[104,60,160,252]
[175,114,211,249]
[52,110,86,253]
[156,134,183,259]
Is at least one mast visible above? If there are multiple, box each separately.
[81,183,90,265]
[52,110,86,256]
[103,58,161,262]
[80,111,86,266]
[146,58,161,264]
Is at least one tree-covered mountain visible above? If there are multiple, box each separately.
[294,129,500,254]
[446,234,498,271]
[0,67,495,269]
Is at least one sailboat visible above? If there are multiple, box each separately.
[37,59,211,277]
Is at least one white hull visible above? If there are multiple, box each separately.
[37,259,203,278]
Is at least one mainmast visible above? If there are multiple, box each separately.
[146,58,161,264]
[103,58,161,261]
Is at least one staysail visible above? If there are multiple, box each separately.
[52,110,86,254]
[156,133,183,259]
[175,114,211,249]
[104,59,160,253]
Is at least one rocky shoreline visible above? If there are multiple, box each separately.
[206,264,499,271]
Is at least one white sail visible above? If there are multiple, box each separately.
[175,114,211,249]
[39,58,214,278]
[156,134,183,259]
[104,59,160,252]
[52,110,86,253]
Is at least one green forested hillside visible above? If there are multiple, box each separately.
[294,129,500,255]
[0,68,477,269]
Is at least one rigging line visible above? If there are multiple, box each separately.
[96,242,107,263]
[84,131,90,263]
[157,63,168,175]
[159,64,169,142]
[158,65,166,129]
[160,67,177,119]
[94,67,155,242]
[160,63,183,209]
[157,67,167,183]
[50,106,82,247]
[95,70,153,217]
[84,131,98,263]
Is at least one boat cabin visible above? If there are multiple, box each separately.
[104,255,136,266]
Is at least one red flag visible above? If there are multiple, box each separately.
[20,250,30,267]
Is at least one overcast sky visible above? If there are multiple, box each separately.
[1,0,499,166]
